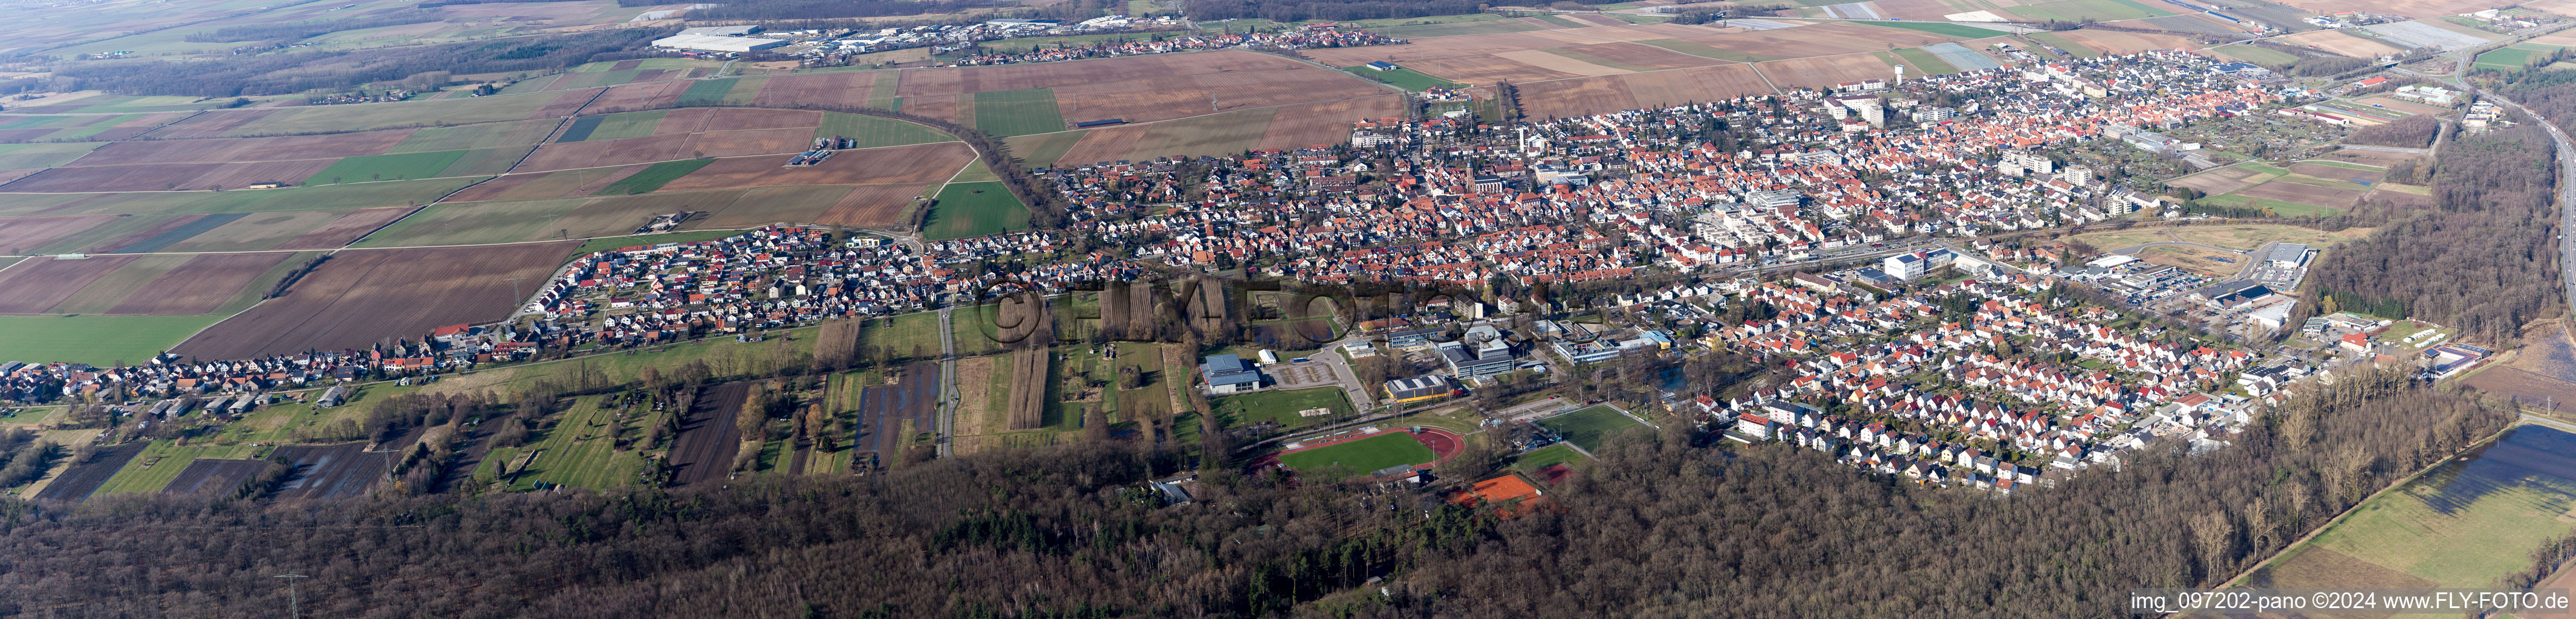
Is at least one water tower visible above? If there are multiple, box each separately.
[1894,64,1906,85]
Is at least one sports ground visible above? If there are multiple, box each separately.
[1260,426,1465,478]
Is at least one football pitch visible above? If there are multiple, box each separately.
[1278,433,1435,476]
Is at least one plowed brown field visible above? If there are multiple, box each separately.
[171,242,576,358]
[653,141,971,192]
[1521,63,1772,118]
[0,160,336,192]
[0,255,139,314]
[106,251,296,316]
[814,183,931,227]
[71,129,414,164]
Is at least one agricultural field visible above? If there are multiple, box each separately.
[1345,65,1467,91]
[559,110,669,142]
[2039,29,2207,56]
[1278,432,1436,476]
[0,143,106,170]
[302,151,473,184]
[2248,425,2576,590]
[31,442,147,502]
[2477,43,2570,70]
[851,362,942,458]
[0,112,184,143]
[0,315,229,366]
[1540,406,1647,451]
[923,182,1034,241]
[666,382,749,486]
[514,108,846,171]
[0,251,311,317]
[596,158,714,195]
[0,177,475,221]
[886,50,1387,129]
[1213,386,1356,429]
[1320,13,1545,38]
[148,92,573,138]
[171,242,576,358]
[359,184,859,246]
[499,396,657,491]
[813,113,954,147]
[972,88,1067,137]
[1050,94,1408,164]
[2005,0,2173,22]
[2279,28,2409,59]
[2465,322,2576,407]
[675,77,769,106]
[88,440,265,496]
[388,120,561,153]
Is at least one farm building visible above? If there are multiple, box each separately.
[317,385,350,407]
[1365,61,1399,71]
[1202,354,1264,394]
[652,34,787,53]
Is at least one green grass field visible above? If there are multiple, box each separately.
[1859,21,2009,38]
[2256,426,2576,589]
[1347,65,1468,91]
[0,142,103,169]
[204,94,561,137]
[89,440,263,496]
[2007,0,2172,22]
[559,110,667,142]
[387,119,560,153]
[859,312,945,362]
[2199,193,2344,217]
[971,88,1065,137]
[1890,48,1960,75]
[1514,442,1586,471]
[301,150,470,184]
[1540,406,1645,451]
[2476,44,2565,70]
[504,396,655,491]
[0,315,227,366]
[1278,432,1436,476]
[1004,130,1088,167]
[1214,386,1355,428]
[949,158,1001,183]
[815,112,953,147]
[597,158,715,195]
[923,182,1033,240]
[675,77,766,106]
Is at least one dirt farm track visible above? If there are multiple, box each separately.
[171,241,577,359]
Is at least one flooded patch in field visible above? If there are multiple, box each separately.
[2409,425,2576,516]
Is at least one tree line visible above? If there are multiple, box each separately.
[54,27,672,97]
[1182,0,1485,22]
[182,10,441,44]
